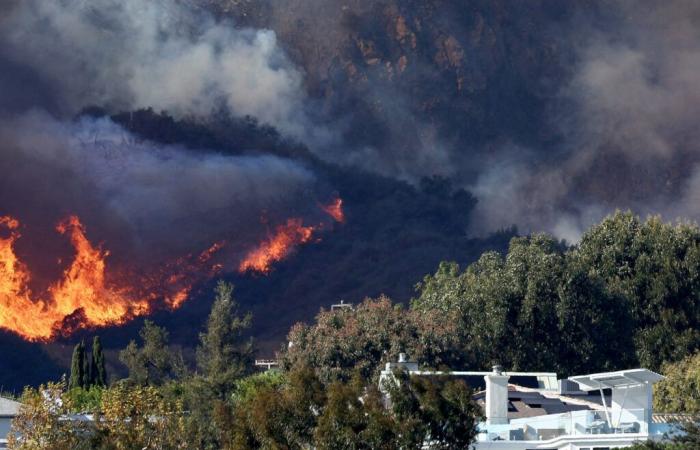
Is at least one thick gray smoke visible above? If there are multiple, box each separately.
[0,0,313,140]
[0,0,335,276]
[471,0,700,240]
[0,111,316,269]
[3,0,699,245]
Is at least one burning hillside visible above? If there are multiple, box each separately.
[0,215,205,341]
[239,198,345,274]
[0,198,343,341]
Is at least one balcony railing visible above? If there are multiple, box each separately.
[482,408,648,441]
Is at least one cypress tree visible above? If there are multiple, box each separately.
[83,343,92,388]
[69,341,85,389]
[92,336,107,386]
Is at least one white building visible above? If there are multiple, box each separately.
[380,356,674,450]
[0,396,22,448]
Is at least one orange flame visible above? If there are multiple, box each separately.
[0,215,220,341]
[238,197,345,275]
[320,198,345,223]
[238,219,315,274]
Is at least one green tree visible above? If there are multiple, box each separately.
[179,281,253,449]
[9,380,91,450]
[574,212,700,369]
[413,236,568,372]
[97,383,189,449]
[119,320,184,386]
[654,351,700,414]
[82,344,92,388]
[314,375,398,450]
[229,366,325,450]
[385,371,482,449]
[196,281,253,398]
[92,336,107,387]
[69,341,85,390]
[282,297,422,383]
[555,263,636,376]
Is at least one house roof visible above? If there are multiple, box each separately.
[409,371,557,391]
[0,397,21,416]
[569,369,664,391]
[473,384,607,419]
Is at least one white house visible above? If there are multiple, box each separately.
[0,396,22,448]
[380,356,675,450]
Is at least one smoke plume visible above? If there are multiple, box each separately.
[0,111,317,276]
[4,0,700,244]
[0,0,311,139]
[470,0,700,239]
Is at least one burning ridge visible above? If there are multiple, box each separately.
[0,215,212,341]
[0,199,344,341]
[239,197,346,274]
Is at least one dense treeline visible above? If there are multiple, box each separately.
[73,107,512,364]
[11,211,700,448]
[10,282,481,449]
[285,212,700,381]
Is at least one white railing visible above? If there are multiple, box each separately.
[489,408,648,441]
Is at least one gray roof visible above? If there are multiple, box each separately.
[0,397,21,416]
[473,384,607,419]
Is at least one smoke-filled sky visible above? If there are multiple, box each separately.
[0,0,313,138]
[0,0,331,282]
[471,0,700,241]
[2,0,700,246]
[0,111,315,259]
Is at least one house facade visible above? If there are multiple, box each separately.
[380,356,674,450]
[0,396,22,448]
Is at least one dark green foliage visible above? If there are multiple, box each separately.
[118,320,185,386]
[556,264,635,376]
[283,296,470,384]
[82,345,92,388]
[283,297,417,383]
[196,281,253,398]
[573,213,700,369]
[410,212,700,374]
[385,371,483,449]
[91,336,107,387]
[143,282,254,449]
[69,341,85,390]
[654,351,700,414]
[285,212,700,384]
[226,366,481,450]
[227,366,325,449]
[314,376,396,450]
[629,421,700,449]
[70,337,108,391]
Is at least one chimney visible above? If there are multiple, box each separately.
[484,364,509,425]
